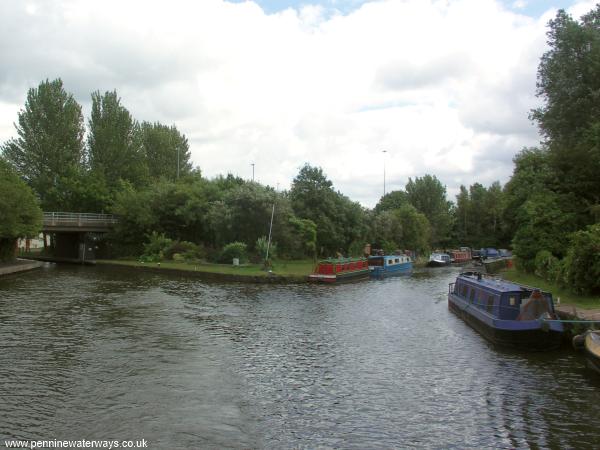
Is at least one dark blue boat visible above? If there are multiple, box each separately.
[368,254,412,278]
[448,272,563,350]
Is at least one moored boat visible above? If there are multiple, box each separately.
[448,272,564,350]
[573,330,600,375]
[368,254,412,278]
[427,252,451,267]
[307,257,370,283]
[450,247,471,264]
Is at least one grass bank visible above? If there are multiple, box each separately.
[96,258,316,282]
[500,267,599,309]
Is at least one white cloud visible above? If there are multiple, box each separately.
[0,0,591,207]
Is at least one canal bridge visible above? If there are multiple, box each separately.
[42,212,118,262]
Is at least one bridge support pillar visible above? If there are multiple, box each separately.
[52,232,96,262]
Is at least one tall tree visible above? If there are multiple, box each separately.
[0,158,42,261]
[405,174,452,246]
[141,121,192,180]
[374,190,409,214]
[1,78,85,210]
[87,90,148,189]
[290,164,368,255]
[532,6,600,221]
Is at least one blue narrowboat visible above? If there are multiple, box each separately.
[448,272,564,350]
[368,254,412,278]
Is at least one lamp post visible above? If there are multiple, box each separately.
[382,150,387,197]
[251,163,255,182]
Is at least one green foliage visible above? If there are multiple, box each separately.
[453,181,506,248]
[1,78,85,210]
[0,239,17,262]
[141,232,173,262]
[562,224,600,294]
[88,90,148,189]
[531,6,600,225]
[220,242,248,264]
[255,236,277,260]
[394,204,430,253]
[405,175,452,246]
[164,240,204,262]
[0,159,42,260]
[290,163,368,255]
[375,190,409,213]
[141,121,192,180]
[512,191,577,271]
[371,204,430,254]
[534,250,561,283]
[347,240,366,257]
[287,216,317,258]
[379,239,398,254]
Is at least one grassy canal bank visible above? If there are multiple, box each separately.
[96,259,316,283]
[500,267,600,311]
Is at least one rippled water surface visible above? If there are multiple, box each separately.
[1,264,599,449]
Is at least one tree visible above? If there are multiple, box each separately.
[512,191,577,271]
[532,6,600,223]
[1,78,85,210]
[0,159,42,261]
[562,224,600,294]
[141,121,192,180]
[290,164,369,255]
[290,164,343,254]
[405,174,452,246]
[88,90,148,189]
[374,190,409,214]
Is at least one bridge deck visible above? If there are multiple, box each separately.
[43,212,118,232]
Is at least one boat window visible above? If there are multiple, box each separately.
[469,288,476,303]
[388,259,394,265]
[487,296,494,312]
[461,284,468,297]
[395,258,399,263]
[509,296,517,306]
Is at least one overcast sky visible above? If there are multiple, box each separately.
[0,0,596,207]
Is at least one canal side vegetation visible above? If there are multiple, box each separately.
[0,159,42,262]
[0,6,599,299]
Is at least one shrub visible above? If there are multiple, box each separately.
[255,236,277,260]
[164,240,204,262]
[141,232,173,262]
[219,241,248,264]
[562,224,600,294]
[534,250,560,282]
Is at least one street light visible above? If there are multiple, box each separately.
[251,163,255,182]
[382,150,387,197]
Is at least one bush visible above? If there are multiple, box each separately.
[141,232,173,262]
[164,240,204,262]
[534,250,560,282]
[562,224,600,294]
[219,241,248,264]
[255,236,277,260]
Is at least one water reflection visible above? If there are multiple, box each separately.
[1,264,599,448]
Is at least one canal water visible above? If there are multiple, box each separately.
[1,264,599,449]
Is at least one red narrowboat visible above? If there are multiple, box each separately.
[307,258,370,283]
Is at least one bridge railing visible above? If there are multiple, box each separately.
[43,212,119,227]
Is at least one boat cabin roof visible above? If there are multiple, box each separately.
[457,272,547,295]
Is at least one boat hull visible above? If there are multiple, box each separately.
[584,331,600,375]
[307,269,370,283]
[427,260,450,267]
[370,263,412,278]
[448,294,563,350]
